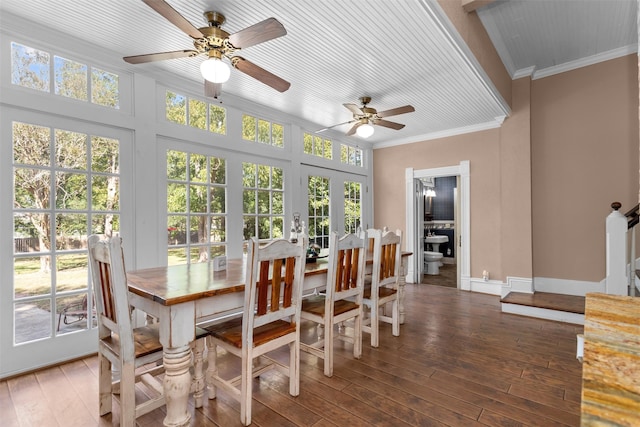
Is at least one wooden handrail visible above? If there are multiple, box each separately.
[612,202,640,229]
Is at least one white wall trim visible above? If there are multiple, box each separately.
[533,277,605,297]
[373,118,503,149]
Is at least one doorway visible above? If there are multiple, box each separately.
[405,162,470,289]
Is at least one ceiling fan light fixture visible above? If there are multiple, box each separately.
[356,121,375,138]
[200,56,230,83]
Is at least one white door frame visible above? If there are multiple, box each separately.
[405,161,470,290]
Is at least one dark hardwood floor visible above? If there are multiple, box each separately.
[0,284,584,426]
[421,263,457,288]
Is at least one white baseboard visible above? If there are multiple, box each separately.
[501,276,533,298]
[501,302,585,325]
[469,278,503,295]
[533,277,604,296]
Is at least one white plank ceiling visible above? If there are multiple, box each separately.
[0,0,636,147]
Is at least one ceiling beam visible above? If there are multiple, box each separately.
[461,0,497,13]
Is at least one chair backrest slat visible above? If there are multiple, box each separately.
[327,232,366,302]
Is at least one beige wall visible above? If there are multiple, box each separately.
[373,55,638,285]
[531,55,638,282]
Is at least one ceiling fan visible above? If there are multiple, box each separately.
[123,0,291,98]
[318,97,415,138]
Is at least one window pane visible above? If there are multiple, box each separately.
[11,42,49,92]
[257,165,270,188]
[257,119,270,144]
[242,163,256,187]
[303,133,313,154]
[210,216,226,243]
[257,190,270,214]
[209,105,226,134]
[55,214,86,250]
[209,187,225,213]
[323,139,332,159]
[243,216,256,240]
[166,91,186,124]
[209,156,225,184]
[242,115,256,141]
[272,123,284,147]
[189,185,207,213]
[55,172,87,210]
[243,190,256,214]
[14,168,50,209]
[91,136,119,173]
[168,216,187,245]
[189,98,207,130]
[14,256,51,298]
[190,154,207,182]
[168,183,187,212]
[91,67,119,108]
[54,56,87,101]
[56,254,88,292]
[272,191,283,214]
[55,130,87,170]
[15,301,51,344]
[13,122,50,166]
[167,150,187,180]
[92,176,119,211]
[272,167,283,189]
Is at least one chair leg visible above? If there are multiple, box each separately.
[191,338,205,408]
[353,311,362,359]
[324,320,334,377]
[392,300,400,337]
[290,334,300,396]
[370,305,380,348]
[240,349,253,426]
[119,363,136,427]
[205,336,217,400]
[98,353,112,416]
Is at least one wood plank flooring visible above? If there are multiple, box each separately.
[0,284,584,426]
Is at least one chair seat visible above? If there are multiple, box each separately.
[101,324,209,359]
[302,295,359,317]
[205,316,295,348]
[363,284,398,300]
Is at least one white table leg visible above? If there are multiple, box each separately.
[162,345,192,426]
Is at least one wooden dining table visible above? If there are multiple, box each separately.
[126,250,410,427]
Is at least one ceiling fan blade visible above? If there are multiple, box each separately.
[316,120,356,133]
[376,105,415,118]
[346,123,360,136]
[231,56,291,92]
[204,80,222,99]
[228,18,287,49]
[123,50,199,64]
[372,119,405,130]
[142,0,204,39]
[343,103,364,115]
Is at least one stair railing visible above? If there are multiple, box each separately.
[606,202,638,296]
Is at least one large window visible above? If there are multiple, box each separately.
[341,143,363,167]
[11,42,119,109]
[167,150,227,265]
[303,133,332,159]
[242,162,284,242]
[242,114,284,147]
[166,90,226,134]
[12,121,120,342]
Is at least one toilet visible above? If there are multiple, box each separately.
[424,251,444,275]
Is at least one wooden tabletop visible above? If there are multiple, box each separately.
[127,251,410,306]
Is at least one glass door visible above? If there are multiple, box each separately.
[1,109,131,378]
[302,165,368,249]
